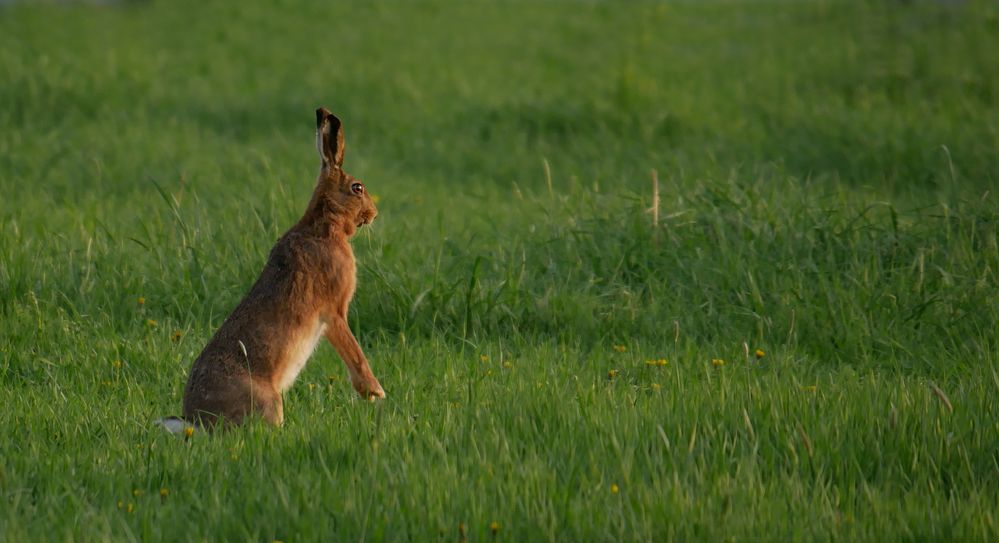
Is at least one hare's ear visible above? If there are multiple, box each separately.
[315,107,345,169]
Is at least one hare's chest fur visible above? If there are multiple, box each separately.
[275,318,327,392]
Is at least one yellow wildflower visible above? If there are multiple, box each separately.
[651,383,661,391]
[607,369,619,379]
[117,500,123,509]
[645,358,668,366]
[132,489,143,497]
[711,358,725,367]
[184,427,194,438]
[112,359,122,369]
[146,319,157,328]
[479,354,489,362]
[803,385,817,392]
[137,297,145,306]
[754,349,765,359]
[160,488,169,498]
[308,383,316,391]
[172,330,183,342]
[490,521,500,534]
[127,503,134,513]
[502,361,512,369]
[612,345,627,353]
[611,484,619,494]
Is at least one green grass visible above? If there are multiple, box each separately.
[2,0,998,540]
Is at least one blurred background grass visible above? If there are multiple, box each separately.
[1,0,997,541]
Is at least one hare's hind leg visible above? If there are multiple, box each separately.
[184,371,283,428]
[324,317,384,399]
[251,378,284,426]
[213,378,283,427]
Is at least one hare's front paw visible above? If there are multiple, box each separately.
[353,377,385,400]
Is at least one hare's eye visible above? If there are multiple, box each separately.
[351,183,364,195]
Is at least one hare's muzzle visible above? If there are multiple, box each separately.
[358,209,377,227]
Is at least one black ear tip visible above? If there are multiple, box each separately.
[315,107,342,131]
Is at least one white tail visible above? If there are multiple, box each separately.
[154,417,194,435]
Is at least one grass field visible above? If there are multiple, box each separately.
[2,0,998,540]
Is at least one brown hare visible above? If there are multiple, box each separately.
[159,108,384,432]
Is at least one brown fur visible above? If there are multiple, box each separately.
[180,108,383,429]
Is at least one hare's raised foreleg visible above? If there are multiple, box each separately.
[324,317,384,399]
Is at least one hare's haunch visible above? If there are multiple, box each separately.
[173,108,383,430]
